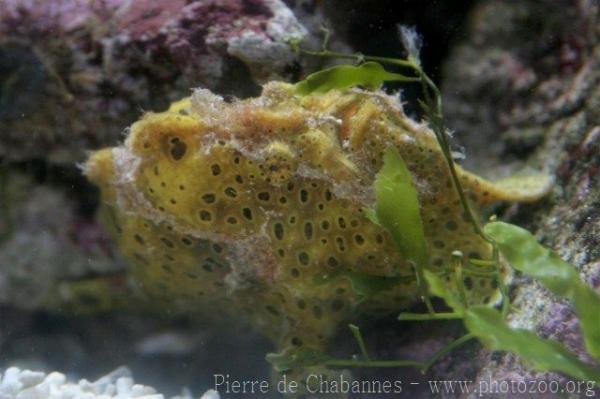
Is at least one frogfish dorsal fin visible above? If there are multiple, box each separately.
[459,168,553,207]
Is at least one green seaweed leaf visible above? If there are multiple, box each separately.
[465,306,600,382]
[423,270,465,313]
[373,146,433,311]
[295,62,418,96]
[424,267,600,383]
[484,221,600,361]
[373,147,429,272]
[315,146,430,305]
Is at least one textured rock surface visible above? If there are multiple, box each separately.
[441,0,600,396]
[0,172,121,310]
[0,0,307,164]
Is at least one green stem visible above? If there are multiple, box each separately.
[452,252,468,307]
[411,59,508,312]
[348,324,371,361]
[324,333,475,373]
[298,48,415,69]
[495,244,511,317]
[386,75,422,83]
[433,118,487,241]
[468,258,497,267]
[399,312,463,321]
[410,59,490,247]
[461,268,499,278]
[414,262,435,313]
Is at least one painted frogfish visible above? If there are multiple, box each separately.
[81,82,550,377]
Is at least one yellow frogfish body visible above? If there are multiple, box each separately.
[83,82,550,365]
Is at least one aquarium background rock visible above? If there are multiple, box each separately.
[1,0,599,398]
[0,0,312,164]
[440,0,600,395]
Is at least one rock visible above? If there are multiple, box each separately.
[440,0,600,394]
[0,172,122,309]
[0,0,308,164]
